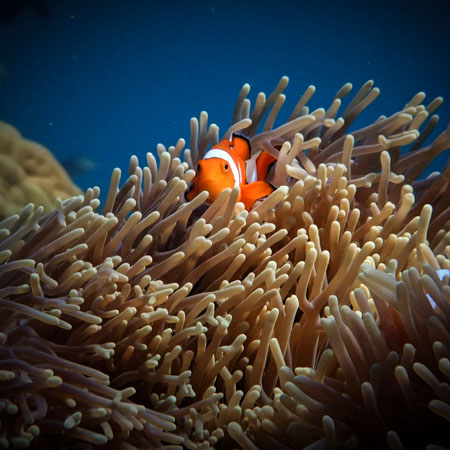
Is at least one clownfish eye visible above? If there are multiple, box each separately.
[224,164,229,171]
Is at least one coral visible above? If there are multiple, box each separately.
[0,122,81,219]
[0,78,449,449]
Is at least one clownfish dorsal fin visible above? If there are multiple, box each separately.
[231,133,251,161]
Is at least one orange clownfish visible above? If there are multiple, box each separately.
[186,133,276,210]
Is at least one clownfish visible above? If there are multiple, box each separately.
[186,133,276,210]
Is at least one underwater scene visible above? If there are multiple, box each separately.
[0,0,449,448]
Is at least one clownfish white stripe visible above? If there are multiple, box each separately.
[204,148,242,187]
[245,151,261,183]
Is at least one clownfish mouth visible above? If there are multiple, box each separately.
[185,181,195,201]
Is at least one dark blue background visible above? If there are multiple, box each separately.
[1,0,449,198]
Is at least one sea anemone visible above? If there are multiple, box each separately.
[0,77,449,449]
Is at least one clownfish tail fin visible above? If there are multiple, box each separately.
[256,151,276,180]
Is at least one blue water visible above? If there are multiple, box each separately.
[1,0,449,200]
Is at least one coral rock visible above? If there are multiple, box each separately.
[0,121,81,218]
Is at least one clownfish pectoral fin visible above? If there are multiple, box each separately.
[256,151,276,180]
[240,180,274,210]
[231,134,251,161]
